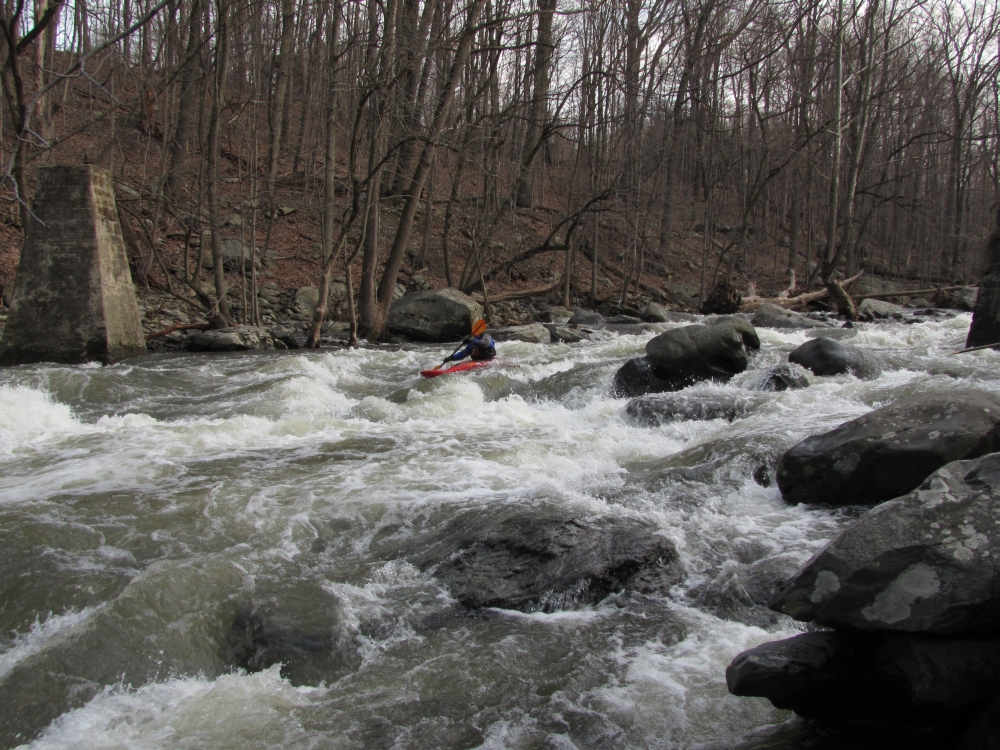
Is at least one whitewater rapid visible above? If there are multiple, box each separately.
[0,313,992,749]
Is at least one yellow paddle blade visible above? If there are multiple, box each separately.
[472,319,487,336]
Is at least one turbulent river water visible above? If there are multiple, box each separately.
[0,313,994,749]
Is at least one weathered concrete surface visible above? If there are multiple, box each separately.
[0,166,146,365]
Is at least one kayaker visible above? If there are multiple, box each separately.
[442,319,495,364]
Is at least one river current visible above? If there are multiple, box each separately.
[0,313,993,749]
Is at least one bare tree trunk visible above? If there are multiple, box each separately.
[514,0,556,208]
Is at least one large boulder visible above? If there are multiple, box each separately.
[752,303,831,330]
[858,298,906,320]
[493,323,551,344]
[202,239,260,271]
[772,451,1000,634]
[187,326,274,352]
[387,288,483,342]
[413,512,681,613]
[728,630,1000,724]
[788,337,881,379]
[967,214,1000,347]
[612,318,761,397]
[776,391,1000,507]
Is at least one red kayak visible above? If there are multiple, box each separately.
[420,361,493,378]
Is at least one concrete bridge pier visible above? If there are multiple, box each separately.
[0,165,146,366]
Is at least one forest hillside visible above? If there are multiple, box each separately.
[0,0,997,340]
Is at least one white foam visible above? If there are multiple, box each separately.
[18,666,323,750]
[0,607,101,680]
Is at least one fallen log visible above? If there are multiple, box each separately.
[856,284,974,301]
[739,272,864,312]
[471,274,562,303]
[145,322,209,340]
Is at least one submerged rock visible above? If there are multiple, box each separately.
[772,452,1000,634]
[624,391,756,425]
[788,337,881,379]
[612,318,761,397]
[225,609,359,686]
[414,512,682,612]
[388,288,483,342]
[776,390,1000,507]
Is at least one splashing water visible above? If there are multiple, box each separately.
[0,314,993,749]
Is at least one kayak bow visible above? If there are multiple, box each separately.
[420,361,492,378]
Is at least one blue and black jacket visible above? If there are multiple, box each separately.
[446,334,496,362]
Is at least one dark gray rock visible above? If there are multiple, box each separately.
[536,307,572,324]
[772,452,1000,634]
[225,609,360,686]
[493,323,551,344]
[776,390,1000,507]
[268,325,302,349]
[187,326,275,352]
[624,391,756,425]
[387,288,483,342]
[549,325,588,343]
[611,356,674,397]
[415,512,682,613]
[606,314,642,324]
[962,694,1000,749]
[859,298,907,320]
[967,215,1000,347]
[743,363,810,392]
[569,309,604,325]
[728,630,1000,723]
[789,337,881,379]
[612,319,760,397]
[640,302,671,322]
[752,303,831,330]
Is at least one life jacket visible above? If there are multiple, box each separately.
[470,334,496,361]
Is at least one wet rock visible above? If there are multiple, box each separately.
[388,288,483,342]
[624,391,756,425]
[187,326,275,352]
[537,307,572,324]
[805,327,859,341]
[224,609,360,686]
[772,452,1000,634]
[752,303,832,330]
[569,309,604,325]
[940,286,978,313]
[612,319,760,397]
[640,302,672,322]
[743,363,810,392]
[776,390,1000,507]
[549,325,588,343]
[967,216,1000,347]
[415,512,682,613]
[788,337,881,378]
[728,630,1000,724]
[859,298,907,320]
[606,314,642,324]
[493,323,551,344]
[268,325,302,349]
